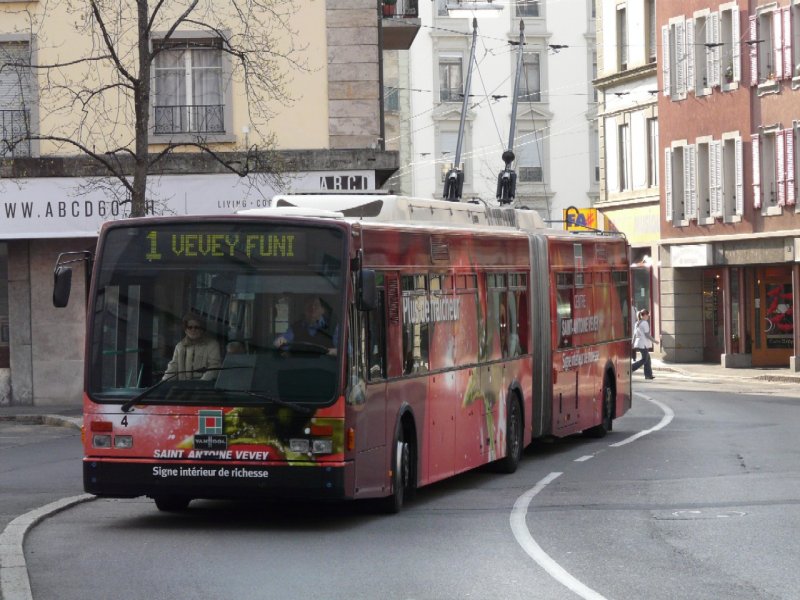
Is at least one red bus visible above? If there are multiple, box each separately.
[53,194,632,512]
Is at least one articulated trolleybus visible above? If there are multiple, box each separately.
[54,194,632,512]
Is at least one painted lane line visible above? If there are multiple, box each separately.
[574,455,594,462]
[510,395,674,600]
[0,494,94,600]
[510,472,610,600]
[609,396,674,448]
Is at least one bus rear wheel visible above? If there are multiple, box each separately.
[493,396,522,474]
[154,495,191,512]
[586,377,614,438]
[380,429,411,514]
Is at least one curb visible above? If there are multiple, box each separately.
[0,415,81,431]
[0,494,95,600]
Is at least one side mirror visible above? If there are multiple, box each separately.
[53,266,73,308]
[357,269,376,311]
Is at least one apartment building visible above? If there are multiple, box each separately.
[594,0,660,334]
[391,0,598,223]
[659,0,800,368]
[0,1,418,405]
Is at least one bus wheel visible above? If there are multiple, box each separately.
[586,378,614,438]
[380,430,411,514]
[154,495,191,512]
[493,396,522,474]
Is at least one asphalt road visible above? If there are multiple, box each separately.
[8,376,800,600]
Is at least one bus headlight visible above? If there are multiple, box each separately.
[92,434,112,448]
[114,435,134,449]
[312,439,333,454]
[289,439,310,453]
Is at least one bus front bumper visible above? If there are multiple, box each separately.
[83,458,352,501]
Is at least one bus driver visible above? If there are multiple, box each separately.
[273,296,338,356]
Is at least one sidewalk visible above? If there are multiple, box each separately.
[1,360,799,427]
[650,358,800,383]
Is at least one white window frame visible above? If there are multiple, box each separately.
[696,137,712,223]
[149,31,234,144]
[720,3,742,91]
[438,53,464,104]
[0,36,37,158]
[665,141,690,225]
[752,5,782,94]
[754,127,782,215]
[436,126,471,194]
[663,17,688,100]
[647,116,659,188]
[618,122,631,191]
[720,132,744,222]
[516,128,546,184]
[617,5,628,71]
[791,2,800,88]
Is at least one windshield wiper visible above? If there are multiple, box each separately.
[119,365,250,413]
[242,391,313,415]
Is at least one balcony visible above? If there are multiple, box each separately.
[154,104,224,135]
[382,0,421,50]
[0,109,31,158]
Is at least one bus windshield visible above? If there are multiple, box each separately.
[88,222,346,409]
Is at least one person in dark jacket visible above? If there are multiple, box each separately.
[273,296,338,355]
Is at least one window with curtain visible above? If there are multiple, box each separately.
[438,54,463,103]
[0,41,33,157]
[153,39,224,134]
[518,53,541,102]
[517,129,544,183]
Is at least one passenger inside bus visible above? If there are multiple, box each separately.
[162,313,222,381]
[273,295,339,356]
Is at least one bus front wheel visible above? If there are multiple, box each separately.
[380,429,411,514]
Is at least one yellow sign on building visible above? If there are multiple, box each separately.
[564,208,603,232]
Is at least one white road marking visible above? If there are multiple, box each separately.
[609,396,673,448]
[511,472,609,600]
[510,395,673,600]
[574,455,594,462]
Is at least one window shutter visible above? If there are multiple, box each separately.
[606,117,619,193]
[686,144,697,220]
[774,10,784,80]
[664,148,673,221]
[776,129,786,206]
[783,8,793,80]
[752,133,761,209]
[735,137,744,215]
[749,15,759,86]
[732,8,742,82]
[662,25,672,97]
[786,128,796,207]
[686,19,695,93]
[710,141,723,218]
[676,20,687,96]
[709,12,721,87]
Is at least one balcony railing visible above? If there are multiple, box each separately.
[0,109,31,157]
[154,104,224,135]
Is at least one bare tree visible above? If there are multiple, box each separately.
[2,0,307,216]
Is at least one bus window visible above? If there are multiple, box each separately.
[401,274,429,375]
[556,272,574,349]
[508,272,528,357]
[613,270,631,339]
[487,273,507,361]
[367,277,386,381]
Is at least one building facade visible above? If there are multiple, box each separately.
[0,1,419,405]
[394,0,599,223]
[594,0,661,336]
[659,0,800,368]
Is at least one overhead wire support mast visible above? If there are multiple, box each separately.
[497,20,525,205]
[443,18,479,202]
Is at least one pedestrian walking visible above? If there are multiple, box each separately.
[631,309,657,380]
